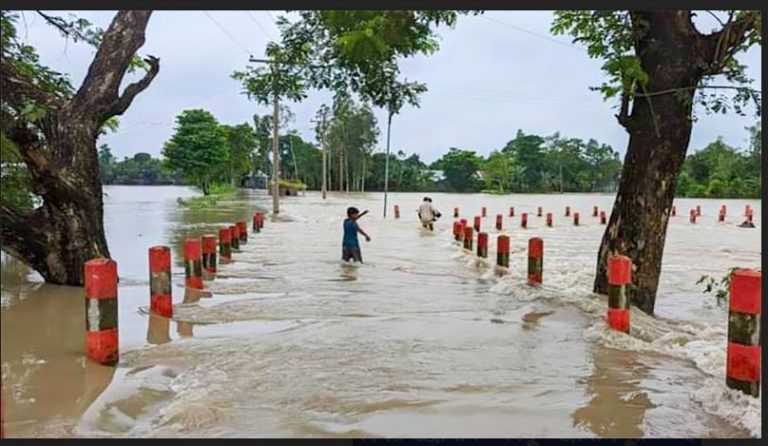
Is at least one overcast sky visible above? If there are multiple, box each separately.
[21,10,762,164]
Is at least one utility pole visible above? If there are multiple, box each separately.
[271,63,280,215]
[321,113,328,200]
[383,109,392,218]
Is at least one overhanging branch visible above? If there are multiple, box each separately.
[105,55,160,118]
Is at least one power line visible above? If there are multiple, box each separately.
[480,14,582,52]
[203,11,254,56]
[428,84,597,103]
[246,10,273,41]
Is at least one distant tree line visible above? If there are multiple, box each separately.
[676,124,761,199]
[96,110,759,200]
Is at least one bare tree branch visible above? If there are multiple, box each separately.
[68,10,154,123]
[700,11,760,75]
[704,10,726,27]
[35,11,71,36]
[105,55,160,118]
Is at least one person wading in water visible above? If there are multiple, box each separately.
[418,197,441,231]
[342,207,371,263]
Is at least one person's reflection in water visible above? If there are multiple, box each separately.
[339,263,359,281]
[571,347,652,437]
[146,313,172,345]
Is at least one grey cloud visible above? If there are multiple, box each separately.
[21,10,761,163]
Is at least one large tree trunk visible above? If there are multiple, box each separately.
[593,11,752,315]
[1,11,159,285]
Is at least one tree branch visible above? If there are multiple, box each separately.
[0,204,51,278]
[700,11,760,75]
[35,11,71,36]
[704,10,727,28]
[104,55,160,118]
[0,61,64,110]
[635,84,762,98]
[616,87,632,130]
[68,10,154,123]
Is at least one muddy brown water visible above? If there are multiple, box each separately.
[0,186,761,438]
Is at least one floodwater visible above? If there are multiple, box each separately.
[0,186,761,438]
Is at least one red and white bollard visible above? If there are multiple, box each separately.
[454,207,459,218]
[726,269,761,397]
[481,206,487,218]
[690,209,697,224]
[253,212,265,233]
[537,206,543,217]
[495,214,503,231]
[219,227,232,260]
[237,220,248,244]
[474,215,481,232]
[148,246,172,318]
[546,212,553,227]
[497,235,509,268]
[509,206,515,217]
[477,232,488,258]
[85,258,119,366]
[607,255,631,333]
[229,225,240,250]
[463,226,474,251]
[600,211,607,225]
[527,238,543,285]
[573,212,580,226]
[565,206,571,217]
[521,212,528,229]
[202,235,217,275]
[184,238,203,289]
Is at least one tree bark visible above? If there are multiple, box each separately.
[594,11,755,315]
[0,11,159,285]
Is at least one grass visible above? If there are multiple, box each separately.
[268,179,308,190]
[177,183,237,209]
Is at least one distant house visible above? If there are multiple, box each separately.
[426,169,450,191]
[240,171,268,189]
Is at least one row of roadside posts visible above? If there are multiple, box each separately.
[84,211,267,366]
[0,200,761,437]
[442,204,760,399]
[1,212,268,438]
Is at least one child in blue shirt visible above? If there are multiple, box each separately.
[342,207,371,263]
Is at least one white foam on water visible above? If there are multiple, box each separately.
[450,230,761,438]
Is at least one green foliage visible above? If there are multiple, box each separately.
[551,11,761,118]
[697,267,755,308]
[1,11,76,101]
[432,148,483,192]
[0,132,36,210]
[275,11,475,113]
[232,43,308,106]
[222,123,258,186]
[676,131,761,198]
[162,109,230,195]
[268,178,308,190]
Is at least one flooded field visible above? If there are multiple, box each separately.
[0,186,761,438]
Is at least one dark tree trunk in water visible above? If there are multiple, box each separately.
[594,11,758,315]
[1,11,159,285]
